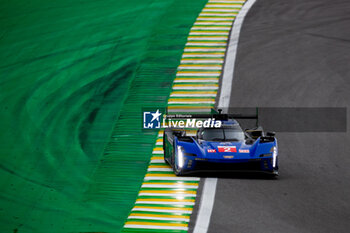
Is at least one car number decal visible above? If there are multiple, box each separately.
[218,146,236,152]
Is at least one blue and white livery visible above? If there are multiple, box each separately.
[163,112,278,176]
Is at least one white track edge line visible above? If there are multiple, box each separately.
[193,1,257,233]
[218,0,256,110]
[192,178,218,233]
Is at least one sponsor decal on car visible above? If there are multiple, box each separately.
[223,155,234,159]
[239,149,250,153]
[218,146,237,153]
[207,149,216,153]
[195,158,208,161]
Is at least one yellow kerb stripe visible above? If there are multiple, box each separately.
[125,221,188,227]
[183,52,225,55]
[206,3,243,6]
[146,174,178,177]
[168,106,213,109]
[129,213,190,219]
[151,156,164,160]
[148,165,171,168]
[173,84,219,87]
[153,147,163,151]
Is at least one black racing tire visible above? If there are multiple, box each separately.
[164,157,169,165]
[163,135,169,164]
[170,145,175,168]
[272,169,279,177]
[173,166,183,176]
[264,170,279,179]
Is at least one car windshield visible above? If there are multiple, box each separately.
[201,127,244,141]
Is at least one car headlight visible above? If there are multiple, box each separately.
[177,146,185,168]
[272,146,277,168]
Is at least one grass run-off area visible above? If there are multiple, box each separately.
[0,0,206,232]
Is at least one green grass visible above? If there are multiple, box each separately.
[0,0,206,232]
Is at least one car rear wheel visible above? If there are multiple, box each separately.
[163,136,169,164]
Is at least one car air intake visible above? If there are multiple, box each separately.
[178,136,194,143]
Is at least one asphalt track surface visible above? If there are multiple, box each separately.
[196,0,350,232]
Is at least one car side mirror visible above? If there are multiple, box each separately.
[266,131,275,137]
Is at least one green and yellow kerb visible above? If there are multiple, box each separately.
[122,0,247,232]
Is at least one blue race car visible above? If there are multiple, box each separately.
[163,111,278,176]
